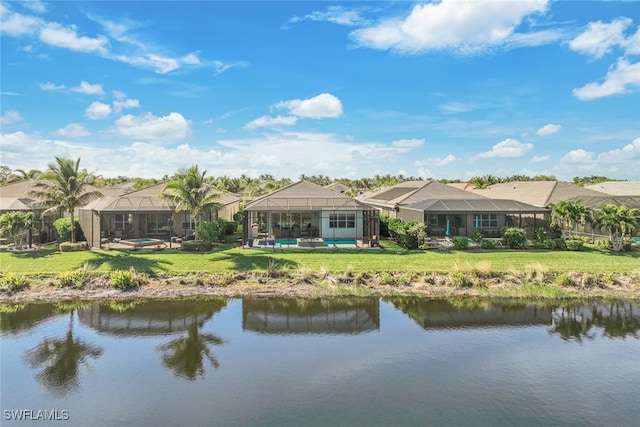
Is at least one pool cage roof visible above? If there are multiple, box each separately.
[244,181,377,211]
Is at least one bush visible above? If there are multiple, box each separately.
[0,271,28,293]
[469,232,483,244]
[501,227,527,249]
[451,236,469,250]
[448,271,470,287]
[383,216,426,250]
[110,268,146,289]
[534,228,548,242]
[554,273,574,287]
[53,217,84,242]
[59,242,89,252]
[595,239,612,249]
[56,270,87,288]
[198,218,233,243]
[181,240,212,252]
[224,221,238,235]
[553,238,566,250]
[480,239,497,249]
[565,239,585,251]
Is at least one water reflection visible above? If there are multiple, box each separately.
[242,297,379,335]
[1,303,57,336]
[550,302,640,342]
[77,299,227,336]
[76,299,229,380]
[23,303,103,396]
[388,298,553,329]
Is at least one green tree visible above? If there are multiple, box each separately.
[160,165,221,240]
[595,204,639,241]
[0,211,33,247]
[550,200,593,238]
[29,158,103,243]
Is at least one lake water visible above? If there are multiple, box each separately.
[1,298,639,426]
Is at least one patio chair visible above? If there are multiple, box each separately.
[114,230,123,242]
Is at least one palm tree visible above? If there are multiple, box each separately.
[595,204,640,241]
[10,168,41,182]
[29,157,102,243]
[551,200,593,238]
[0,211,33,248]
[160,165,221,240]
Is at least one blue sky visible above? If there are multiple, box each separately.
[1,0,639,181]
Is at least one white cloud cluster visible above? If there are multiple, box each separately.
[391,138,424,152]
[113,112,191,141]
[0,4,241,75]
[559,137,640,175]
[536,123,561,136]
[349,0,553,54]
[85,102,112,120]
[569,18,637,58]
[573,58,640,101]
[244,115,298,130]
[415,154,456,168]
[245,93,343,130]
[275,93,343,118]
[113,98,140,114]
[55,123,90,137]
[570,18,640,101]
[71,81,104,95]
[287,6,368,27]
[40,82,65,91]
[475,139,534,160]
[0,110,24,125]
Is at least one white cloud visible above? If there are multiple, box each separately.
[71,81,104,95]
[85,102,112,120]
[0,110,24,125]
[39,22,108,53]
[55,123,90,138]
[275,93,343,118]
[40,82,65,91]
[244,115,298,130]
[625,26,640,55]
[531,155,550,163]
[350,0,553,55]
[573,58,640,101]
[113,98,140,114]
[475,138,534,160]
[569,18,632,58]
[287,6,368,27]
[536,123,562,136]
[22,1,47,14]
[0,4,42,36]
[391,138,424,152]
[597,137,640,164]
[415,154,457,167]
[113,112,191,141]
[440,102,478,113]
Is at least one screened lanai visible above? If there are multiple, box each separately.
[242,181,380,248]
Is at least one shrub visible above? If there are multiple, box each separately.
[501,227,527,249]
[198,220,225,244]
[469,232,483,244]
[448,271,470,287]
[565,239,584,251]
[224,220,238,235]
[53,217,84,242]
[534,228,548,242]
[110,268,146,289]
[0,271,28,293]
[181,240,212,252]
[480,239,497,249]
[554,273,574,287]
[595,239,612,249]
[56,270,87,288]
[451,236,469,250]
[59,242,89,252]
[379,272,395,286]
[553,238,566,250]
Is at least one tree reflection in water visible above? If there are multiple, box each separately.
[549,302,640,342]
[158,322,225,381]
[23,305,102,396]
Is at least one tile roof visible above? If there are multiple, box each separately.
[584,181,640,196]
[466,181,606,207]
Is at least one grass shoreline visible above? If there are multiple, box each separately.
[2,239,639,303]
[1,269,639,304]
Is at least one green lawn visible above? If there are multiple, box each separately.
[1,239,639,275]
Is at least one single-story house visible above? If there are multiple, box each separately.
[358,180,548,237]
[584,181,640,196]
[0,180,60,243]
[464,181,607,207]
[242,180,380,246]
[79,183,242,248]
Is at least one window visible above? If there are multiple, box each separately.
[475,213,497,228]
[329,213,355,229]
[181,213,195,231]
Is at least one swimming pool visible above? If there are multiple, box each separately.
[120,238,165,248]
[256,238,358,246]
